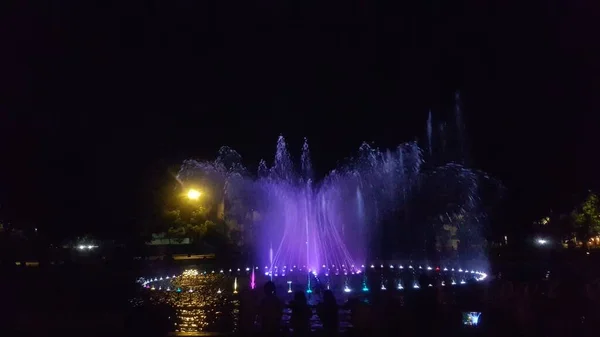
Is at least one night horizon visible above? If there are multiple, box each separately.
[0,1,597,242]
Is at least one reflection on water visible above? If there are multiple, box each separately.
[144,274,240,334]
[138,267,486,334]
[140,273,352,334]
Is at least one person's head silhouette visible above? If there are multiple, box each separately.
[294,291,307,305]
[323,290,336,304]
[264,281,276,296]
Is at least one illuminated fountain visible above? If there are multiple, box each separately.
[362,275,369,292]
[140,265,489,335]
[176,98,502,274]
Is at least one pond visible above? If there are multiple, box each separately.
[137,265,486,334]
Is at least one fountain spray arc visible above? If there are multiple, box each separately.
[250,268,256,290]
[176,98,502,269]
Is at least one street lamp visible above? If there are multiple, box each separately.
[187,188,202,200]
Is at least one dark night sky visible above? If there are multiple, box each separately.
[0,1,598,239]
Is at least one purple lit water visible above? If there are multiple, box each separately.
[177,104,502,272]
[179,138,424,271]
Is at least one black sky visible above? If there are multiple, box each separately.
[1,1,598,239]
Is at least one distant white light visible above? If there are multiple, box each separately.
[536,238,548,245]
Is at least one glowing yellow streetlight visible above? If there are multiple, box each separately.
[187,188,202,200]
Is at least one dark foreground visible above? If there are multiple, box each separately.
[2,257,600,337]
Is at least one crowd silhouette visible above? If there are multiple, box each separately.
[3,258,600,337]
[235,277,600,337]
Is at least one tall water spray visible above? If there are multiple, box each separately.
[427,110,433,157]
[455,91,467,164]
[250,268,256,290]
[176,103,502,268]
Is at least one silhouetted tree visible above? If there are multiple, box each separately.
[165,210,186,243]
[571,192,600,248]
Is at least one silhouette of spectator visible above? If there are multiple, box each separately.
[258,281,283,336]
[317,290,338,336]
[239,288,258,333]
[290,291,311,336]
